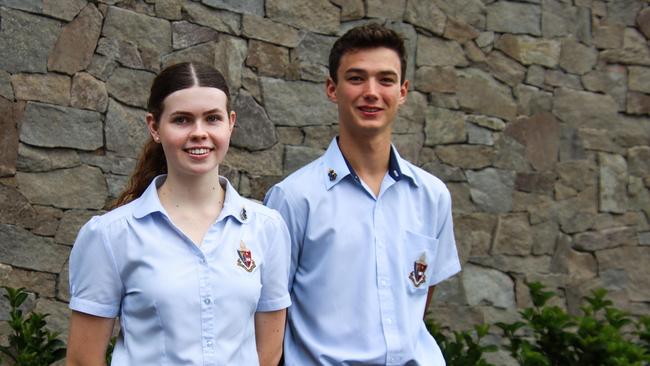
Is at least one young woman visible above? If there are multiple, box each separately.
[66,62,290,366]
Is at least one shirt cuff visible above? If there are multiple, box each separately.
[256,294,291,312]
[69,296,120,318]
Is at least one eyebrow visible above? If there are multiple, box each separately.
[344,68,399,77]
[169,109,225,116]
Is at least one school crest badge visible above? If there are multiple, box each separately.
[237,241,256,272]
[408,253,427,288]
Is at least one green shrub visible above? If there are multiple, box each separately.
[0,287,66,366]
[426,320,497,365]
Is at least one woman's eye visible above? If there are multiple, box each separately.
[172,116,187,124]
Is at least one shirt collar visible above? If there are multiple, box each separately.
[133,175,250,224]
[322,137,418,190]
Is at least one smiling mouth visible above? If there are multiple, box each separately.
[358,106,382,113]
[185,148,213,155]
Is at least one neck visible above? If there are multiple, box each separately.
[338,131,392,178]
[158,170,225,210]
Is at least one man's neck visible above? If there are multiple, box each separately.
[338,132,392,196]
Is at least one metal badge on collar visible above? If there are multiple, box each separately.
[240,207,247,221]
[409,252,428,287]
[328,168,337,181]
[236,240,256,272]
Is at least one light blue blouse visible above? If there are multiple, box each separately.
[265,138,461,366]
[69,175,291,365]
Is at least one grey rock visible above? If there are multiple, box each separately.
[0,0,42,12]
[0,71,14,100]
[557,186,598,234]
[276,127,303,146]
[20,102,103,151]
[16,143,80,172]
[476,32,495,49]
[79,152,137,176]
[162,42,219,72]
[515,84,553,116]
[469,255,552,275]
[607,0,643,26]
[0,224,69,273]
[416,36,468,67]
[394,91,426,134]
[628,146,650,177]
[582,65,627,111]
[640,232,650,246]
[599,152,628,214]
[436,145,495,170]
[447,183,476,213]
[467,168,516,213]
[0,98,22,177]
[34,298,69,338]
[414,66,456,94]
[504,113,560,171]
[597,247,650,302]
[58,259,69,301]
[454,213,497,257]
[495,34,561,68]
[541,0,578,38]
[42,0,86,20]
[432,0,485,28]
[629,66,650,94]
[493,213,533,256]
[385,21,417,87]
[246,40,289,78]
[106,173,128,199]
[487,1,541,36]
[303,125,337,149]
[576,7,592,45]
[241,67,261,102]
[544,69,582,90]
[102,6,172,71]
[559,39,598,75]
[214,35,248,91]
[47,3,102,74]
[87,54,118,81]
[466,123,495,146]
[0,183,36,228]
[532,221,558,255]
[578,128,623,154]
[627,92,650,115]
[223,145,283,176]
[552,88,619,129]
[465,115,506,131]
[594,24,625,49]
[231,91,277,151]
[0,264,57,298]
[424,107,466,145]
[457,68,517,121]
[330,0,364,21]
[260,78,337,126]
[493,135,530,172]
[96,37,144,69]
[526,64,546,88]
[266,0,339,35]
[366,0,405,21]
[201,0,263,16]
[600,28,650,66]
[574,227,636,251]
[16,165,107,209]
[242,15,302,48]
[30,205,62,237]
[392,133,424,163]
[404,0,446,35]
[70,72,108,112]
[284,145,323,175]
[0,7,61,73]
[444,18,479,43]
[556,160,597,192]
[462,264,516,308]
[105,99,149,159]
[291,32,337,75]
[638,7,650,39]
[154,0,182,20]
[106,68,156,109]
[430,93,460,110]
[487,51,526,87]
[183,2,240,35]
[422,160,465,183]
[550,236,597,280]
[628,176,650,219]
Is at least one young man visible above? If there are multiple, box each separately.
[264,23,461,365]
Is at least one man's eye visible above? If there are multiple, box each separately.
[206,115,222,123]
[348,76,363,82]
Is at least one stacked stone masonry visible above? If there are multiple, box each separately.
[1,0,649,364]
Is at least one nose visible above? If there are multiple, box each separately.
[190,120,208,140]
[363,79,379,101]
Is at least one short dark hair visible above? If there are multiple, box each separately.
[328,23,407,84]
[147,62,231,122]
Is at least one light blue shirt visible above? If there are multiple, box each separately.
[69,175,291,365]
[265,138,461,366]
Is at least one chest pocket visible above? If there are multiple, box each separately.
[404,230,438,294]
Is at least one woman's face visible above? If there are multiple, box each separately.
[146,86,236,179]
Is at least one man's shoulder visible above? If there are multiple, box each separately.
[275,155,325,190]
[401,159,450,195]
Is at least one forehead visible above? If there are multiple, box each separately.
[162,86,228,112]
[338,47,401,75]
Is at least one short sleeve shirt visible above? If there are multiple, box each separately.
[265,138,461,366]
[69,175,291,365]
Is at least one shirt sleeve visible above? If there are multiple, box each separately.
[429,187,462,286]
[69,216,123,318]
[264,185,304,293]
[256,211,292,312]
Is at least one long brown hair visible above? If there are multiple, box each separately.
[111,62,231,208]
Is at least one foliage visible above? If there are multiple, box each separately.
[426,319,497,366]
[0,287,66,366]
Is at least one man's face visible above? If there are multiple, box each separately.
[326,47,408,138]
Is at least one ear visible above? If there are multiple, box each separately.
[145,113,160,142]
[325,77,337,103]
[398,79,409,106]
[228,110,236,132]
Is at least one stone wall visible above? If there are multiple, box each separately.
[1,0,649,361]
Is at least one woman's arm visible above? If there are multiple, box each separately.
[66,311,115,366]
[255,309,287,366]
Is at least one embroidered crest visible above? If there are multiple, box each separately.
[236,240,256,272]
[408,252,428,287]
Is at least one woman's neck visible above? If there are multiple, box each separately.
[157,170,225,213]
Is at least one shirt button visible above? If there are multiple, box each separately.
[381,279,388,286]
[204,297,211,305]
[386,318,392,325]
[206,340,213,348]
